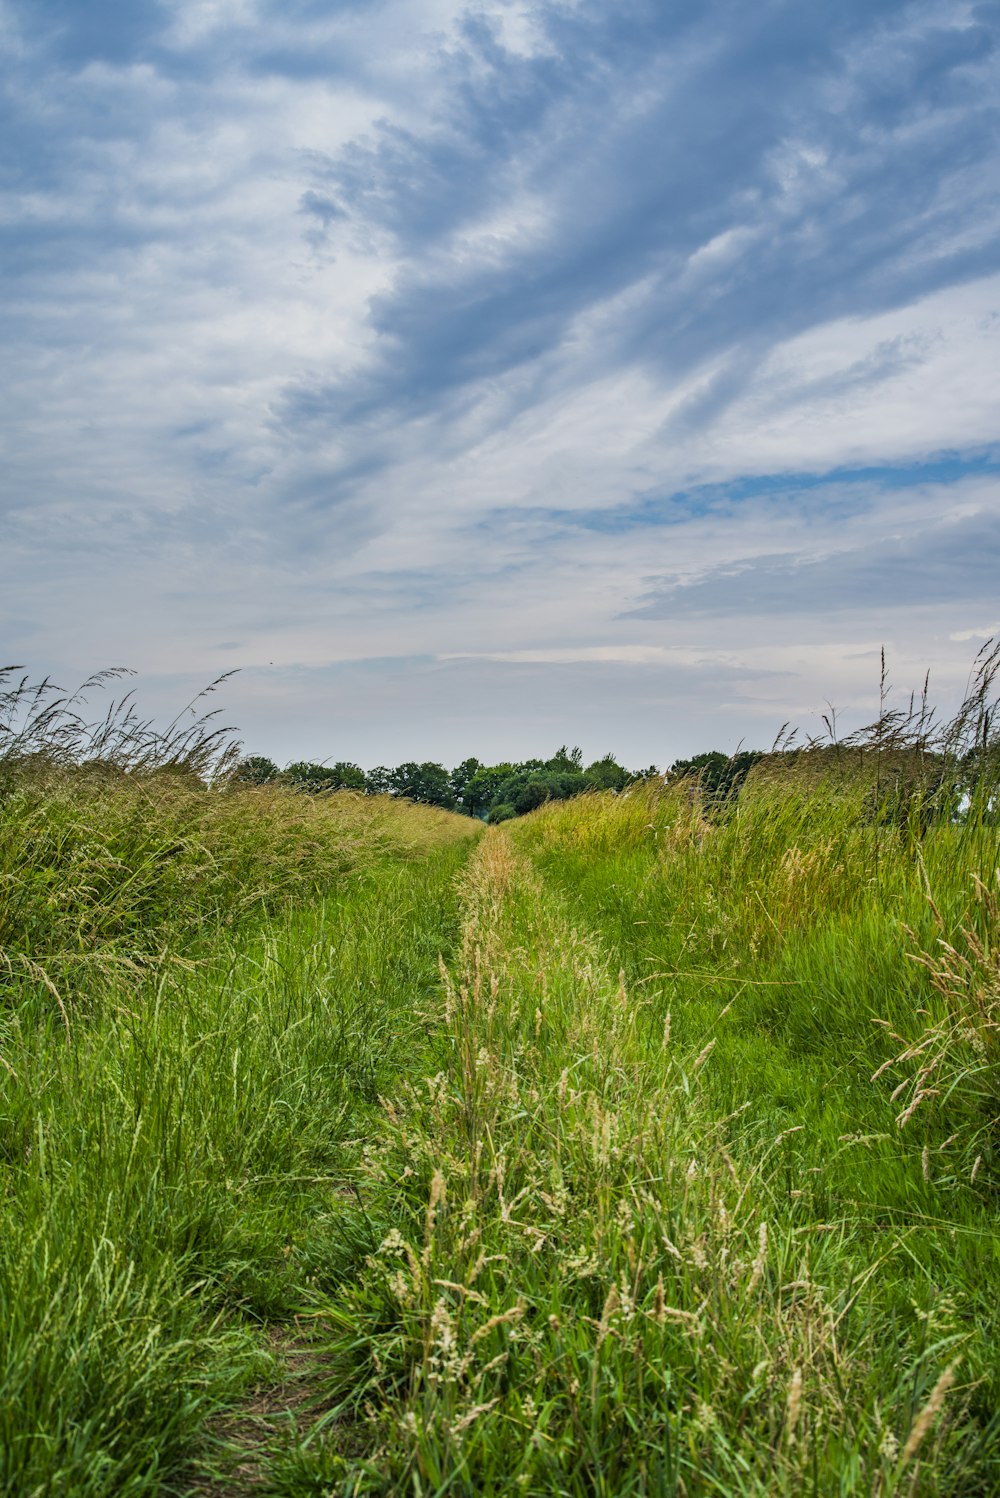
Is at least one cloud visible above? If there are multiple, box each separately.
[1,0,999,763]
[438,644,790,669]
[633,506,1000,620]
[950,622,1000,642]
[278,0,1000,440]
[17,0,168,67]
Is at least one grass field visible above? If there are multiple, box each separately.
[0,754,476,1496]
[2,721,999,1493]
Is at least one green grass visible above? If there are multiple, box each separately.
[2,743,999,1494]
[268,785,1000,1496]
[0,792,475,1495]
[0,764,470,1013]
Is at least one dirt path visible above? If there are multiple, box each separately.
[185,1327,323,1495]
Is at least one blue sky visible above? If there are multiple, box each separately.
[2,0,999,767]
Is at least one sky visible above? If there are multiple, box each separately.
[2,0,999,770]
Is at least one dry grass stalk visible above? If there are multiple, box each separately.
[899,1362,959,1468]
[785,1366,803,1446]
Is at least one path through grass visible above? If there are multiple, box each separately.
[0,831,472,1496]
[269,817,999,1496]
[4,774,999,1495]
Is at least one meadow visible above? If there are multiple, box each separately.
[1,665,998,1495]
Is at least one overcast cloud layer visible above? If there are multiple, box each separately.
[2,0,999,766]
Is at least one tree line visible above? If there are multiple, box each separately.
[233,747,766,821]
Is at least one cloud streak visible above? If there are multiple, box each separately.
[1,0,998,764]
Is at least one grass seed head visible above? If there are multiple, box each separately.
[900,1361,958,1467]
[785,1366,803,1445]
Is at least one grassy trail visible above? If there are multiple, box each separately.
[266,823,999,1497]
[4,788,998,1495]
[0,835,473,1498]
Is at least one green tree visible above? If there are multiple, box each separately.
[389,762,456,808]
[512,776,552,815]
[546,745,583,773]
[583,754,631,792]
[328,761,367,791]
[283,761,366,792]
[463,763,519,819]
[669,750,763,800]
[450,757,482,815]
[232,755,279,785]
[494,769,586,817]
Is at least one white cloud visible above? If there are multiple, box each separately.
[950,623,1000,642]
[2,0,999,765]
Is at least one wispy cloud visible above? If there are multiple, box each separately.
[633,505,1000,620]
[2,0,998,763]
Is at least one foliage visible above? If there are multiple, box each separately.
[547,743,583,772]
[461,763,521,818]
[0,835,470,1495]
[239,741,646,823]
[669,747,764,799]
[283,759,367,792]
[583,752,633,791]
[386,761,456,808]
[0,764,474,1013]
[233,754,280,784]
[365,765,394,795]
[457,748,643,822]
[449,757,482,811]
[4,651,1000,1493]
[280,814,1000,1494]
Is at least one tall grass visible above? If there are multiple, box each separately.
[0,664,240,779]
[277,823,998,1494]
[0,837,473,1495]
[0,666,480,1494]
[4,656,998,1494]
[270,651,1000,1494]
[0,767,471,1010]
[0,669,472,1013]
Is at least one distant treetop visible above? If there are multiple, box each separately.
[233,745,776,822]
